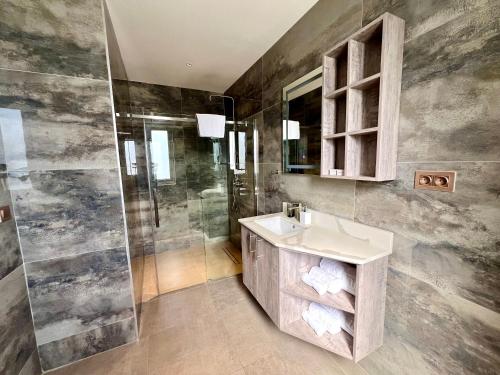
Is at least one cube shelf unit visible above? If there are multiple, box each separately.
[321,13,405,181]
[279,249,388,362]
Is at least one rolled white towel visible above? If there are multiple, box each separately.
[301,272,328,295]
[302,310,327,336]
[310,302,354,336]
[320,258,356,295]
[308,266,342,294]
[308,303,341,335]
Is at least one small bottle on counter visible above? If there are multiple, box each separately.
[300,205,312,225]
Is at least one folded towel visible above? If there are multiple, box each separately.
[196,114,226,138]
[308,266,342,294]
[302,310,327,336]
[308,303,341,335]
[301,272,328,295]
[320,258,356,295]
[310,302,354,336]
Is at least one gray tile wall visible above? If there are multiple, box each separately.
[0,0,136,371]
[225,0,500,373]
[0,173,39,375]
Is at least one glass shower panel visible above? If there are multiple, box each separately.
[144,119,203,294]
[142,115,246,293]
[228,114,260,248]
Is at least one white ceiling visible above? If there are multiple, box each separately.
[105,0,319,92]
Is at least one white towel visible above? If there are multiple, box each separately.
[196,114,226,138]
[302,310,327,336]
[301,272,328,295]
[310,302,354,336]
[320,258,356,295]
[308,266,342,294]
[308,303,341,335]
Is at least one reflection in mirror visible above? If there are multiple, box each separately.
[283,67,322,175]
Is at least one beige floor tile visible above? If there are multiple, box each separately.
[147,240,242,296]
[49,276,360,375]
[148,340,241,375]
[243,354,308,375]
[155,247,208,294]
[50,341,148,375]
[206,240,242,280]
[142,255,159,302]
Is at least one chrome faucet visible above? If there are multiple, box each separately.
[284,202,303,221]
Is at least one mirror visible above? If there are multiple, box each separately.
[282,67,322,175]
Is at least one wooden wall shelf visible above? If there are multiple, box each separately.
[321,13,405,181]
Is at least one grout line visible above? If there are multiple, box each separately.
[5,166,121,174]
[0,66,108,83]
[22,245,128,266]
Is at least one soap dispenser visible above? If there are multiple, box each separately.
[300,205,312,225]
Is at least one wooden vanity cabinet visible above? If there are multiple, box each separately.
[241,227,279,324]
[241,226,256,294]
[241,226,389,362]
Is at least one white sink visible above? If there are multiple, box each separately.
[254,216,303,235]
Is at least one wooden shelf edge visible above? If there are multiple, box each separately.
[324,86,347,99]
[320,174,379,181]
[324,14,387,56]
[283,319,353,360]
[348,127,379,136]
[350,73,381,90]
[323,132,346,139]
[281,283,355,314]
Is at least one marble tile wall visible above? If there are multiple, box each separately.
[0,0,137,371]
[0,172,39,375]
[225,0,500,373]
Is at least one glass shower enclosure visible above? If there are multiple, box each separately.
[118,111,255,297]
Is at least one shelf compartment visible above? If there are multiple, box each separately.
[351,22,383,80]
[349,132,378,178]
[334,93,347,133]
[333,137,346,170]
[348,79,380,132]
[281,282,355,314]
[321,91,346,136]
[283,319,354,360]
[321,137,345,176]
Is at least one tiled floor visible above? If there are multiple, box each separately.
[142,240,242,300]
[51,276,368,375]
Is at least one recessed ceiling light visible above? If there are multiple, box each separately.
[186,63,192,67]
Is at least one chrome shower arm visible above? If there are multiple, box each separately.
[209,94,235,130]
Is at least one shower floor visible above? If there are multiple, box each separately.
[141,239,242,299]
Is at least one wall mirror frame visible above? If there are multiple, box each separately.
[282,66,323,175]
